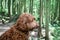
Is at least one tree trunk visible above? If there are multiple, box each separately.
[24,0,27,13]
[12,0,15,15]
[58,0,60,23]
[37,0,42,40]
[29,0,33,14]
[45,0,49,40]
[8,0,11,22]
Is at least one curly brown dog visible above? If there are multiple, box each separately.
[0,13,39,40]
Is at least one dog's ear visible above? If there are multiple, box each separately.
[15,17,27,31]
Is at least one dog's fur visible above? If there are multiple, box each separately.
[0,13,39,40]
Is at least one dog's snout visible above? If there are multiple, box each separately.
[37,23,39,26]
[35,23,39,28]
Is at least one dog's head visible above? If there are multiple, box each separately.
[16,13,39,31]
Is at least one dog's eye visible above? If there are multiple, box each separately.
[34,18,35,20]
[25,22,27,24]
[31,18,35,22]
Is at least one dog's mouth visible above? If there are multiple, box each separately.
[33,24,39,29]
[29,30,38,37]
[29,26,39,31]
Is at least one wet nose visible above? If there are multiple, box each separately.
[36,23,39,28]
[35,23,39,28]
[37,22,39,26]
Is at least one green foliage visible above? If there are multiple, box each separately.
[0,0,60,40]
[52,27,60,40]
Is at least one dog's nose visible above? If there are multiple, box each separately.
[35,23,39,28]
[37,23,39,27]
[37,24,39,28]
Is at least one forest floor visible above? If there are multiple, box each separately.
[0,22,14,35]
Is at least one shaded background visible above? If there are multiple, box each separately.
[0,0,60,40]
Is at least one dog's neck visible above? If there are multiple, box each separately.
[13,25,29,35]
[17,28,29,35]
[11,26,29,40]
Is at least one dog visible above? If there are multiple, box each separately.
[0,13,39,40]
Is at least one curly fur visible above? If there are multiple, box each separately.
[0,13,39,40]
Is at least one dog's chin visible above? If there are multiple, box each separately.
[29,26,38,31]
[32,24,39,29]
